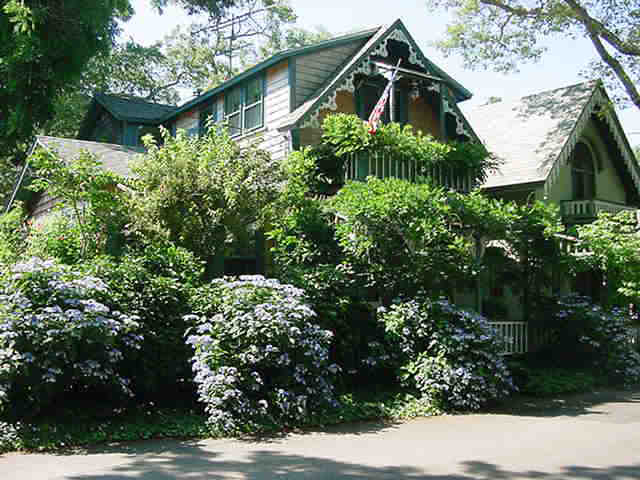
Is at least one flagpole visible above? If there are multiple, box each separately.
[367,59,402,135]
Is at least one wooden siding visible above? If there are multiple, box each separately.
[294,41,366,108]
[175,109,199,133]
[298,90,356,148]
[408,96,441,139]
[236,60,291,161]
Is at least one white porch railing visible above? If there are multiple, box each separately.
[343,151,475,192]
[490,321,528,355]
[561,199,635,220]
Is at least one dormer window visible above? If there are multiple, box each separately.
[571,142,596,200]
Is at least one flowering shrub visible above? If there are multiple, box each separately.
[84,244,203,402]
[186,276,339,433]
[540,295,640,384]
[0,258,142,417]
[380,298,515,411]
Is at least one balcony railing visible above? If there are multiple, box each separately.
[344,151,475,192]
[561,199,636,220]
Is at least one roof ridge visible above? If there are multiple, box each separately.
[470,80,600,111]
[97,93,177,109]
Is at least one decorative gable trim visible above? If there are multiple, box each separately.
[543,85,640,196]
[295,20,472,130]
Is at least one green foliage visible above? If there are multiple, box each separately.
[0,205,27,266]
[573,211,640,306]
[83,244,204,402]
[314,114,494,186]
[0,258,142,419]
[430,0,640,111]
[533,295,640,384]
[0,0,132,158]
[27,148,127,261]
[128,128,282,271]
[327,177,473,301]
[187,276,339,434]
[380,298,515,411]
[510,364,598,397]
[24,214,86,265]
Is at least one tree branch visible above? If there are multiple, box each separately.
[584,26,640,110]
[562,0,640,56]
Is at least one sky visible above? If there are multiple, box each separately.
[121,0,640,145]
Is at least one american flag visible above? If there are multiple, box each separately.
[367,59,402,134]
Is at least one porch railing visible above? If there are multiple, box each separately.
[489,321,528,355]
[561,199,635,220]
[344,151,475,192]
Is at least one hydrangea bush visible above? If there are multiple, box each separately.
[186,276,339,434]
[380,298,515,411]
[542,295,640,384]
[0,258,142,417]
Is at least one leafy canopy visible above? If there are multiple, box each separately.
[430,0,640,111]
[127,127,283,265]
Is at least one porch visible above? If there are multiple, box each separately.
[343,151,475,192]
[489,321,640,356]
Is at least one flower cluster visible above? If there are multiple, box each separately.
[186,276,339,433]
[380,298,515,411]
[0,258,142,416]
[551,295,640,384]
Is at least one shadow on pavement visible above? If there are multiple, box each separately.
[64,446,640,480]
[487,388,640,418]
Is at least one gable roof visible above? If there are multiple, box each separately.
[34,136,142,178]
[277,19,473,131]
[6,136,142,213]
[95,93,178,123]
[463,80,640,195]
[161,26,380,123]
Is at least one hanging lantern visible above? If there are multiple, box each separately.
[410,80,421,100]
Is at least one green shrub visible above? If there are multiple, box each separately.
[0,205,27,266]
[24,213,87,264]
[516,366,598,396]
[187,276,339,434]
[84,243,204,402]
[381,298,515,411]
[534,295,640,384]
[0,258,142,418]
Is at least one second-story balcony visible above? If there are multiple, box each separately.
[561,199,636,222]
[343,151,476,193]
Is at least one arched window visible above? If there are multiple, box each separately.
[571,142,596,200]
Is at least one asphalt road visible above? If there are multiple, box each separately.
[2,389,640,479]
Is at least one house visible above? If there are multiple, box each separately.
[6,19,640,296]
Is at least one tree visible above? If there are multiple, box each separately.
[0,0,133,161]
[430,0,640,111]
[127,127,283,273]
[573,211,640,307]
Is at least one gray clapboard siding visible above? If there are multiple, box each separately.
[237,60,291,161]
[294,41,366,108]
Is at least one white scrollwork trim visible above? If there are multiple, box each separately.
[300,27,431,129]
[385,29,420,65]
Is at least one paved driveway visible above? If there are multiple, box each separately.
[2,389,640,479]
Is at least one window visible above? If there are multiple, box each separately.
[224,75,264,137]
[571,142,596,200]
